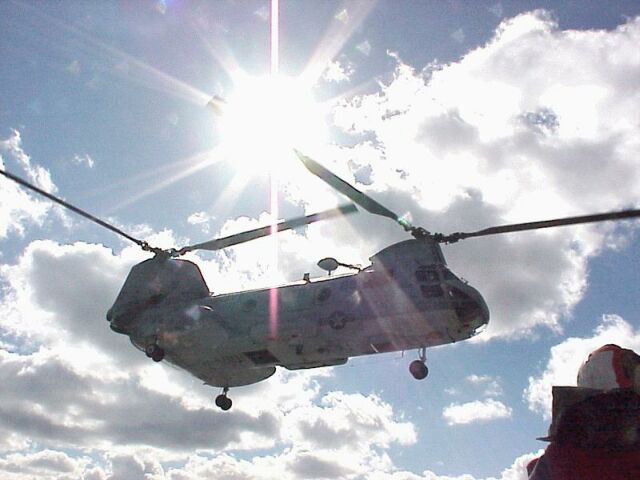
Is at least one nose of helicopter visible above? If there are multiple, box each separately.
[477,293,490,327]
[466,286,490,332]
[106,307,130,335]
[448,281,490,335]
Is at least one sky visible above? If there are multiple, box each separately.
[1,0,640,478]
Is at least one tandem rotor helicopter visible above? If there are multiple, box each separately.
[2,147,640,411]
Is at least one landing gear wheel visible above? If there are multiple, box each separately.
[145,344,165,362]
[215,395,232,411]
[409,360,429,380]
[215,388,232,411]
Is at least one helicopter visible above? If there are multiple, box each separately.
[2,153,640,411]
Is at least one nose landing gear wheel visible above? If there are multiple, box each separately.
[215,387,232,411]
[145,344,165,362]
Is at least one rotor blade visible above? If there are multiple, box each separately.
[295,150,411,229]
[179,203,358,254]
[440,208,640,243]
[0,168,149,249]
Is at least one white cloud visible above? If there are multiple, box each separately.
[442,398,513,425]
[66,59,81,75]
[0,445,542,480]
[285,391,417,450]
[356,39,372,56]
[0,450,90,480]
[329,11,640,339]
[186,211,214,234]
[492,450,543,480]
[524,314,640,419]
[254,5,269,22]
[197,206,370,294]
[155,0,168,15]
[466,374,504,397]
[0,129,58,238]
[322,58,355,83]
[451,28,465,43]
[0,129,55,192]
[488,3,504,19]
[166,112,179,126]
[363,449,541,480]
[186,211,210,225]
[0,240,284,449]
[335,8,349,24]
[0,347,283,452]
[72,153,95,168]
[467,374,491,384]
[0,238,416,478]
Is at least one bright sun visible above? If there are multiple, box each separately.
[216,75,328,175]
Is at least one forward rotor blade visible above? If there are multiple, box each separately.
[0,168,150,250]
[179,203,358,254]
[441,208,640,243]
[295,150,411,229]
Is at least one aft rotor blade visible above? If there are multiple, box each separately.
[441,208,640,243]
[0,168,150,249]
[295,150,411,229]
[179,203,358,254]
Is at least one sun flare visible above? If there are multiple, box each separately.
[217,75,328,175]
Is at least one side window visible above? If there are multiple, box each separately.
[448,287,469,301]
[421,284,443,298]
[416,266,439,283]
[242,298,257,312]
[442,269,457,281]
[316,287,332,303]
[146,293,165,306]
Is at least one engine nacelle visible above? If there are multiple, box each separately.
[107,257,209,332]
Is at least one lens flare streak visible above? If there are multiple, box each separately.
[269,0,280,340]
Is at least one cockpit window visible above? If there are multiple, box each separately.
[448,287,470,300]
[442,269,457,281]
[416,267,439,283]
[147,294,165,306]
[421,284,443,298]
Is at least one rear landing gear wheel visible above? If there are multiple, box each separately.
[215,387,232,411]
[145,344,165,362]
[410,347,429,380]
[409,360,429,380]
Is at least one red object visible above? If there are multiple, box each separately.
[528,387,640,479]
[526,457,539,475]
[528,443,640,479]
[577,344,638,390]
